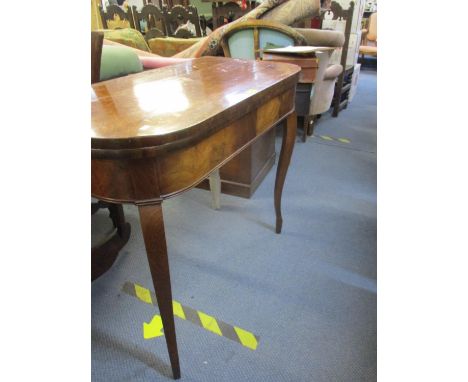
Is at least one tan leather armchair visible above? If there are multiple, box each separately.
[295,28,345,136]
[359,12,377,60]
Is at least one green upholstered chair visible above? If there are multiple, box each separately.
[219,19,307,60]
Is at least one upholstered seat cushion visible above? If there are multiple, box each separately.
[99,28,151,52]
[324,64,343,81]
[100,45,143,81]
[147,37,203,57]
[359,45,377,55]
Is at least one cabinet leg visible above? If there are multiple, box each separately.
[138,203,181,380]
[274,112,297,234]
[302,115,309,142]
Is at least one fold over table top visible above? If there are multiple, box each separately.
[91,57,300,154]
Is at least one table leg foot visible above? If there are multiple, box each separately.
[138,203,181,380]
[274,112,297,234]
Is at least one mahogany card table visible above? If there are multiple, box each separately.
[91,56,300,379]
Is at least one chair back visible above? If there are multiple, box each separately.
[220,19,307,60]
[143,0,164,8]
[133,4,167,40]
[91,31,104,84]
[164,5,202,38]
[99,5,135,30]
[212,2,253,30]
[367,12,377,42]
[320,1,354,71]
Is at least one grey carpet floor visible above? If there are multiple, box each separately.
[91,69,377,382]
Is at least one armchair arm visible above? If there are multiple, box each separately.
[294,28,345,48]
[323,64,343,81]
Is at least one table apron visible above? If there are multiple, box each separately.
[91,87,295,204]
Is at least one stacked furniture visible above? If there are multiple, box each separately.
[319,1,356,117]
[197,20,306,198]
[291,27,345,137]
[99,3,204,38]
[359,12,377,62]
[203,0,257,30]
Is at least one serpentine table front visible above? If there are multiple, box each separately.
[91,56,299,379]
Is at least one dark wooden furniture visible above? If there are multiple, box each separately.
[91,57,299,378]
[91,31,104,84]
[164,4,202,37]
[99,4,135,29]
[132,4,167,40]
[320,1,355,117]
[91,31,131,281]
[263,52,319,142]
[201,0,256,30]
[200,20,304,198]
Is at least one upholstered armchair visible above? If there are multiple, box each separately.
[359,12,377,61]
[97,27,202,57]
[294,28,345,135]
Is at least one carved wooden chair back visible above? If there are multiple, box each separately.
[220,19,307,61]
[319,1,354,117]
[164,5,202,38]
[165,0,190,7]
[320,1,354,71]
[99,4,135,29]
[91,31,104,84]
[143,0,164,8]
[133,4,168,40]
[212,2,251,30]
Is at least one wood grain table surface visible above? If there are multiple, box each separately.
[91,56,300,379]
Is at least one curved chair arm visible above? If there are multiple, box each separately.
[294,28,345,48]
[324,64,343,81]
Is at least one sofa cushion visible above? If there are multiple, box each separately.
[359,45,377,55]
[99,28,151,52]
[147,37,203,57]
[100,45,143,81]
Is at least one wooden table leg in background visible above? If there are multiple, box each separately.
[138,203,181,380]
[91,203,131,281]
[274,112,297,234]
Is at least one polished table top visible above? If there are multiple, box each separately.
[91,56,300,379]
[91,57,300,152]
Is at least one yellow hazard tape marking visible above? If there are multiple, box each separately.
[143,315,164,339]
[122,282,259,351]
[172,300,186,320]
[198,311,223,336]
[135,283,152,304]
[313,135,351,144]
[234,326,258,350]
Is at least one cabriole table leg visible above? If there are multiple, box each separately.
[274,112,297,234]
[138,203,181,380]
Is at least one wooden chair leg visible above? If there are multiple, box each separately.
[208,169,221,210]
[91,203,131,281]
[307,115,316,136]
[302,115,310,142]
[138,203,181,380]
[332,73,345,118]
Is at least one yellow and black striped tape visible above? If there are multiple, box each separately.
[122,282,259,351]
[313,135,351,144]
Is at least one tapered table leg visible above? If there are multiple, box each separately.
[138,203,181,380]
[274,112,297,234]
